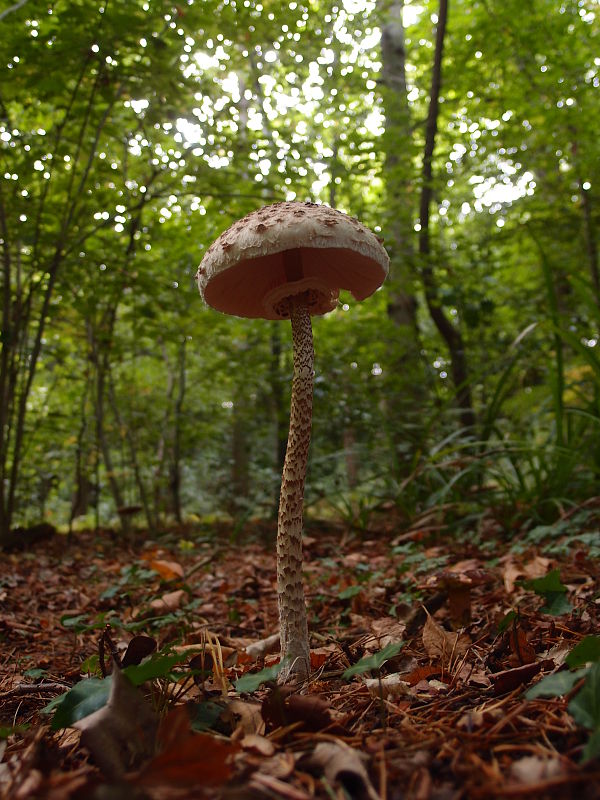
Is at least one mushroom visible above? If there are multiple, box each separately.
[197,201,389,682]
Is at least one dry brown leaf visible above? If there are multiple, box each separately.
[422,611,470,666]
[364,673,410,698]
[306,741,379,800]
[225,698,265,737]
[135,706,237,789]
[508,625,536,665]
[150,589,186,613]
[522,555,552,579]
[502,554,553,593]
[310,643,339,670]
[245,632,280,659]
[489,661,551,696]
[502,557,524,593]
[149,559,184,581]
[74,667,157,779]
[370,617,406,648]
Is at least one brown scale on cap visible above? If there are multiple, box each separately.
[197,202,388,683]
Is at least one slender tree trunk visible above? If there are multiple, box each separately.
[379,0,430,465]
[231,392,250,514]
[418,0,475,432]
[87,316,130,532]
[579,182,599,304]
[95,352,128,531]
[107,366,154,531]
[169,339,186,524]
[69,364,93,534]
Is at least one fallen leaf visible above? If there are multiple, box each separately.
[369,617,406,648]
[150,589,186,613]
[422,612,470,666]
[508,625,536,665]
[136,706,238,789]
[74,667,157,779]
[225,698,265,737]
[149,559,184,581]
[310,644,339,670]
[490,661,552,696]
[305,741,379,800]
[262,689,333,732]
[364,673,410,698]
[404,664,440,686]
[245,632,280,659]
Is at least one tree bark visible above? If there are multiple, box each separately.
[169,339,186,524]
[379,0,430,460]
[418,0,476,432]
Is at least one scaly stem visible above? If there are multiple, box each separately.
[277,294,313,683]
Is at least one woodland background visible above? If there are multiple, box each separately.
[1,0,599,542]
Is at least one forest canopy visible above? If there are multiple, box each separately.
[0,0,599,542]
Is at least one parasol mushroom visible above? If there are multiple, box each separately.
[197,201,388,682]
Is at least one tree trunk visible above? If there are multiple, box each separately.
[418,0,476,432]
[169,339,186,524]
[231,394,250,514]
[379,0,430,461]
[107,365,154,531]
[580,182,599,305]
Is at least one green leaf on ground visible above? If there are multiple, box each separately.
[525,668,588,699]
[44,677,112,730]
[525,569,567,595]
[338,585,363,600]
[497,610,518,633]
[523,569,571,615]
[123,652,183,684]
[235,660,287,693]
[343,642,403,679]
[566,636,600,668]
[582,729,600,763]
[191,700,225,732]
[541,593,572,615]
[569,662,600,730]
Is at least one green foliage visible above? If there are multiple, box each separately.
[523,570,572,616]
[525,668,588,700]
[526,636,600,760]
[44,677,111,731]
[566,637,600,669]
[235,660,288,693]
[0,0,598,535]
[343,642,403,680]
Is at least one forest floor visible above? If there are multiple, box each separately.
[1,505,600,800]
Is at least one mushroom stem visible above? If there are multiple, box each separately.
[277,293,313,683]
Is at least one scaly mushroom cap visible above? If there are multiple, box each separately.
[196,201,389,320]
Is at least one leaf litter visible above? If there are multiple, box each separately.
[0,512,600,799]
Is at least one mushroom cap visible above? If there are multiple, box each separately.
[196,201,389,320]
